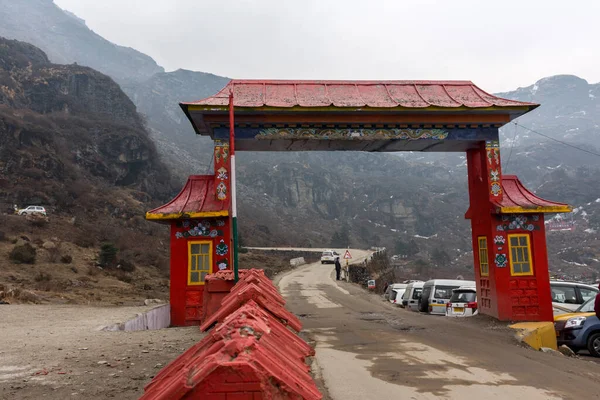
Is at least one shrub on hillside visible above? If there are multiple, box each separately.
[98,243,118,267]
[118,259,135,273]
[34,272,52,282]
[9,243,36,264]
[61,254,73,264]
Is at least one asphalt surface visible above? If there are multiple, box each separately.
[278,253,600,400]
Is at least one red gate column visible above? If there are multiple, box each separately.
[466,141,501,319]
[467,142,571,321]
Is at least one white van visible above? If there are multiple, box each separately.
[388,283,408,305]
[401,281,424,311]
[418,279,476,315]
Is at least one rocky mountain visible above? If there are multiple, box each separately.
[0,37,173,216]
[2,1,600,281]
[0,0,164,84]
[121,69,230,178]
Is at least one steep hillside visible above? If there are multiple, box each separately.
[0,37,176,304]
[122,69,230,178]
[0,0,164,84]
[0,37,173,211]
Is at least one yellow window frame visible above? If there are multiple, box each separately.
[187,240,213,286]
[508,234,534,276]
[478,236,489,276]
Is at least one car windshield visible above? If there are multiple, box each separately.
[449,291,476,303]
[576,297,596,313]
[434,286,459,299]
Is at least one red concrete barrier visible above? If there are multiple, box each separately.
[201,269,268,323]
[142,301,321,400]
[148,301,315,389]
[200,282,302,333]
[227,272,285,306]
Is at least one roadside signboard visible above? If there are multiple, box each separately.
[367,280,376,289]
[343,250,352,260]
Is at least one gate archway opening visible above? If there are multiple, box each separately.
[147,80,571,326]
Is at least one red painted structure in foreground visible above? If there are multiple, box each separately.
[146,143,233,326]
[148,79,572,324]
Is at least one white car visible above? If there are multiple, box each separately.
[551,281,599,314]
[445,286,478,317]
[321,250,340,264]
[17,206,47,216]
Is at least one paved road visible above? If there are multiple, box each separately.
[278,253,600,399]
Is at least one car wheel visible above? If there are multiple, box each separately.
[321,261,325,264]
[21,212,27,216]
[587,332,600,357]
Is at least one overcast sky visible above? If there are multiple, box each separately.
[54,0,599,92]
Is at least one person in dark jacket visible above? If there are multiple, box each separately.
[334,257,341,281]
[595,283,600,320]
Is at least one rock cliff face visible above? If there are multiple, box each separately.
[0,0,164,84]
[0,37,172,213]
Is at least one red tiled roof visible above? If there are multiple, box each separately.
[182,79,538,109]
[493,175,571,214]
[145,175,228,221]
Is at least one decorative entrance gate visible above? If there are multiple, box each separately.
[148,80,571,324]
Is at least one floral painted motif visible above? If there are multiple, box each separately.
[485,140,500,165]
[490,170,500,182]
[217,167,228,181]
[494,235,506,245]
[216,259,229,271]
[217,182,227,201]
[257,128,448,140]
[214,143,230,164]
[495,214,541,231]
[216,220,226,227]
[216,240,229,256]
[495,253,507,268]
[174,220,224,239]
[491,182,502,197]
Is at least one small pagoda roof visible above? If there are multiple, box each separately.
[146,175,228,221]
[493,175,571,214]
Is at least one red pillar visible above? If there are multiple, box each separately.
[466,141,500,318]
[467,140,553,322]
[213,140,233,271]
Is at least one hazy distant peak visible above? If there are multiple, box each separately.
[0,0,164,84]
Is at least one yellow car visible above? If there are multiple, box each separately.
[554,297,599,357]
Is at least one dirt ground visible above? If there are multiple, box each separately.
[0,305,203,399]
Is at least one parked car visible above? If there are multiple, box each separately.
[554,296,599,357]
[387,283,408,305]
[551,281,599,314]
[401,281,424,310]
[419,279,476,315]
[445,286,478,317]
[321,250,340,264]
[17,205,46,216]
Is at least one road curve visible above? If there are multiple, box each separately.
[277,253,600,400]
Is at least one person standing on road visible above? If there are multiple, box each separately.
[334,257,341,281]
[595,283,600,319]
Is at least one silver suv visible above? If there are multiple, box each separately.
[17,206,47,216]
